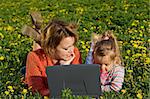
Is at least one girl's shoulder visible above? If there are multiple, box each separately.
[113,65,124,72]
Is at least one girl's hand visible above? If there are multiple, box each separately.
[60,53,75,65]
[101,65,108,73]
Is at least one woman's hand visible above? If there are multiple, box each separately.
[60,53,75,65]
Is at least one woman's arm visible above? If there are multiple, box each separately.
[25,51,49,96]
[71,47,82,64]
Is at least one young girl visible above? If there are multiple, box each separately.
[86,30,121,65]
[25,19,82,96]
[86,30,124,92]
[93,39,124,92]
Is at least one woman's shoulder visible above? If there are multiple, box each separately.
[74,47,79,50]
[27,49,46,59]
[74,47,80,55]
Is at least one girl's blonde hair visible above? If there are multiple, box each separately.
[92,30,122,65]
[41,19,78,58]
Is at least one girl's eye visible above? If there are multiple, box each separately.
[105,64,109,66]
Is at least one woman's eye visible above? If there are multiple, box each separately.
[64,48,68,50]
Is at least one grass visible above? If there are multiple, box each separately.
[0,0,149,98]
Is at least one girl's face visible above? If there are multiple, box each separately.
[94,54,114,72]
[55,36,75,61]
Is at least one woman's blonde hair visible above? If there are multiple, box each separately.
[41,19,78,58]
[93,30,122,65]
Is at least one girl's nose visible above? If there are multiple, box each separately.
[101,64,106,67]
[103,36,109,40]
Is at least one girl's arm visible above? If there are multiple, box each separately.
[85,42,94,64]
[101,66,124,92]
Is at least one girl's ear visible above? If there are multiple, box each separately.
[91,33,100,44]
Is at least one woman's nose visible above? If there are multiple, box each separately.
[68,48,73,53]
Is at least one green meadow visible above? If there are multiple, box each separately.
[0,0,149,98]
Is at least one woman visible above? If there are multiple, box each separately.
[25,19,82,96]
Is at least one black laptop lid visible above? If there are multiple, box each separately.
[46,64,101,98]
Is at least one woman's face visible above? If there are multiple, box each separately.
[55,36,75,61]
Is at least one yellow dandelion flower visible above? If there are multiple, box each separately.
[90,27,94,30]
[133,43,138,48]
[130,40,133,43]
[142,54,146,58]
[121,89,126,94]
[148,39,150,43]
[0,33,4,39]
[59,9,66,13]
[21,95,24,99]
[81,41,85,45]
[6,26,14,31]
[10,89,14,93]
[139,33,143,37]
[127,70,133,73]
[134,30,138,32]
[135,53,142,57]
[28,86,32,90]
[7,86,13,90]
[87,45,90,48]
[82,45,86,49]
[6,81,10,84]
[22,89,28,94]
[141,49,146,53]
[9,73,14,76]
[125,56,129,59]
[140,26,144,29]
[99,96,103,99]
[85,48,89,52]
[83,28,88,32]
[44,96,49,99]
[0,56,5,61]
[145,58,150,64]
[137,93,143,99]
[76,7,84,14]
[118,41,123,44]
[5,91,10,95]
[126,50,131,54]
[18,34,21,39]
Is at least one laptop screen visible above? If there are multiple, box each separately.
[46,64,101,98]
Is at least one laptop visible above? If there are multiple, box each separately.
[46,64,101,98]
